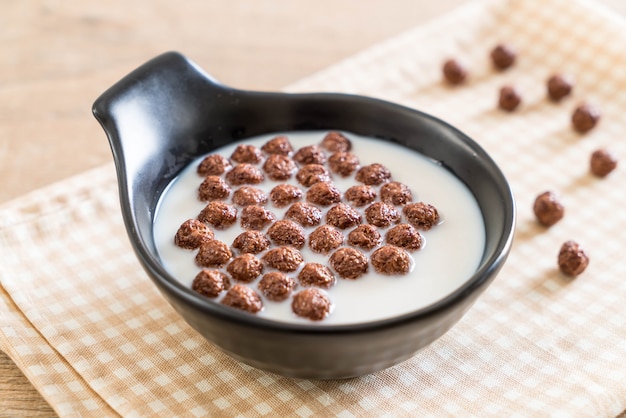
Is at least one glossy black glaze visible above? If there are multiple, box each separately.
[93,51,515,379]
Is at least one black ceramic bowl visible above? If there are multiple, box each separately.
[93,51,515,379]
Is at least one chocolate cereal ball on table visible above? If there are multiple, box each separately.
[269,184,303,208]
[285,202,323,227]
[590,149,618,177]
[329,247,368,279]
[174,219,214,249]
[344,185,377,207]
[267,220,306,249]
[293,145,326,165]
[308,225,344,254]
[192,269,231,298]
[442,59,467,85]
[403,202,440,230]
[328,152,360,177]
[296,164,331,187]
[262,246,304,272]
[386,224,423,251]
[292,288,331,321]
[356,163,392,185]
[227,253,264,283]
[347,224,382,250]
[261,135,293,156]
[533,191,564,227]
[258,272,296,302]
[306,182,342,206]
[365,202,401,228]
[298,263,335,289]
[221,284,263,314]
[572,102,601,133]
[226,163,264,185]
[371,245,412,275]
[198,175,231,201]
[326,203,362,230]
[230,144,263,164]
[558,240,589,277]
[380,181,413,206]
[232,186,268,206]
[498,86,521,112]
[547,74,574,102]
[232,230,270,254]
[263,154,297,181]
[198,201,238,230]
[240,205,276,230]
[195,240,232,268]
[197,154,232,177]
[321,131,352,153]
[490,43,516,70]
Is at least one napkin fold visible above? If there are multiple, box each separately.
[2,0,626,416]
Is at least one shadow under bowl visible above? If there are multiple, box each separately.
[92,51,515,379]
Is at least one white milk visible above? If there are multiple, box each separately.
[153,131,485,325]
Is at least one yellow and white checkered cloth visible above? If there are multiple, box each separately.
[2,0,626,416]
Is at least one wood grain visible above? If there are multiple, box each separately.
[1,0,625,416]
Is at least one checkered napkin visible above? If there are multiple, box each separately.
[2,0,626,416]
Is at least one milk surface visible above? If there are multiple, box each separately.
[153,131,486,325]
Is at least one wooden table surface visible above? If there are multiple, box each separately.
[2,0,625,416]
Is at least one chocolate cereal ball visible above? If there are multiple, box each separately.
[296,164,331,187]
[298,263,335,289]
[226,163,264,185]
[380,181,413,206]
[227,253,264,283]
[365,202,400,228]
[262,246,304,272]
[292,288,331,321]
[294,145,326,165]
[232,230,271,254]
[197,154,232,177]
[198,201,238,230]
[232,186,268,206]
[404,202,440,230]
[326,203,362,230]
[321,131,352,153]
[261,135,293,156]
[356,163,391,185]
[174,219,214,249]
[240,205,276,230]
[192,269,231,298]
[558,240,589,277]
[490,43,516,70]
[344,185,377,207]
[309,225,344,253]
[371,245,412,275]
[258,272,296,302]
[590,149,618,177]
[442,59,467,85]
[221,284,263,314]
[347,224,382,250]
[547,74,574,102]
[195,239,232,268]
[267,220,306,249]
[572,102,601,134]
[263,154,297,181]
[330,247,368,279]
[285,202,323,227]
[386,224,423,251]
[306,182,342,206]
[328,152,360,177]
[498,85,521,112]
[269,184,303,208]
[533,191,564,227]
[198,175,231,201]
[230,144,263,164]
